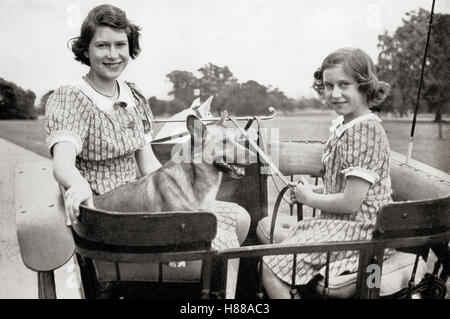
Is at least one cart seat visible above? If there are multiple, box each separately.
[256,215,297,245]
[94,260,202,282]
[90,200,247,285]
[256,216,427,298]
[72,206,217,298]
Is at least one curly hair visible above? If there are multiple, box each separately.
[312,47,390,108]
[69,4,141,66]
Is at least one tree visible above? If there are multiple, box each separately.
[0,78,37,119]
[377,9,450,120]
[296,97,323,110]
[197,63,237,115]
[239,80,269,115]
[267,87,297,113]
[163,63,297,116]
[148,96,169,116]
[167,98,188,115]
[197,64,234,97]
[36,90,55,115]
[422,13,450,122]
[166,70,197,107]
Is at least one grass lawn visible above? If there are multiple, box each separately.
[0,113,449,173]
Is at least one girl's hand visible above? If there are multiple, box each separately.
[64,178,94,226]
[289,177,315,204]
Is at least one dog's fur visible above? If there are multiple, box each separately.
[94,115,255,213]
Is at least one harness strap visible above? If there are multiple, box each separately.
[269,186,303,244]
[252,116,266,152]
[270,186,290,244]
[269,182,303,300]
[151,121,216,144]
[244,118,255,131]
[268,183,304,299]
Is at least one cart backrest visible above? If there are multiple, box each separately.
[375,196,450,240]
[72,205,217,250]
[390,152,450,201]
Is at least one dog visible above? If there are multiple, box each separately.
[93,113,256,213]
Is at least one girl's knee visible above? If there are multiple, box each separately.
[235,205,251,245]
[236,206,251,228]
[214,201,251,245]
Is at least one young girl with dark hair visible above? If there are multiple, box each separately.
[45,4,250,248]
[262,47,394,298]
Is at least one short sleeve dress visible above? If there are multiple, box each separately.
[263,113,394,285]
[45,78,240,250]
[45,78,154,195]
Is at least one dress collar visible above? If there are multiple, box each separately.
[329,113,382,137]
[73,77,137,112]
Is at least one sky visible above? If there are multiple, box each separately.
[1,0,449,103]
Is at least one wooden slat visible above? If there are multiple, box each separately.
[391,151,450,182]
[266,141,325,177]
[355,245,374,299]
[376,197,450,237]
[381,232,450,249]
[15,161,74,272]
[390,151,450,201]
[37,271,56,299]
[73,206,217,247]
[217,240,374,259]
[75,245,213,263]
[367,243,385,299]
[200,255,213,299]
[210,255,228,299]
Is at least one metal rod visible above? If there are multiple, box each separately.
[323,252,331,299]
[290,253,298,299]
[153,106,277,123]
[227,115,291,187]
[313,177,318,217]
[407,254,421,298]
[407,0,436,164]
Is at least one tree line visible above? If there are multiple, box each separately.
[377,9,450,121]
[0,78,37,119]
[1,9,448,120]
[149,63,323,116]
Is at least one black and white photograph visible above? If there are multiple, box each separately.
[0,0,449,305]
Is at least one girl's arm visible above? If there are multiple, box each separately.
[52,142,94,225]
[311,184,324,194]
[135,143,162,177]
[292,176,371,214]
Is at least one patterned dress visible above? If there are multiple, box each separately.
[264,113,394,285]
[45,78,240,250]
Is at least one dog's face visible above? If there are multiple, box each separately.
[186,115,257,178]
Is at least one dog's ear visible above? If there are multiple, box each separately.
[217,111,228,127]
[187,115,207,138]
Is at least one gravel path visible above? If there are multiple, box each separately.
[0,138,80,299]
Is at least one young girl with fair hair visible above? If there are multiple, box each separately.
[262,47,393,298]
